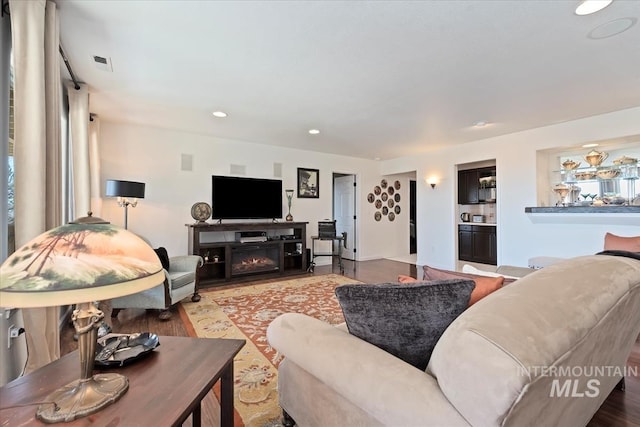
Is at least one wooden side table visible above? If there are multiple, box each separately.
[0,336,245,426]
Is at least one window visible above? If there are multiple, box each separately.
[1,11,12,261]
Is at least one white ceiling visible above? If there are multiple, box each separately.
[55,0,640,160]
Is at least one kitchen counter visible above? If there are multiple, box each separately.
[525,206,640,214]
[525,206,640,225]
[458,222,496,226]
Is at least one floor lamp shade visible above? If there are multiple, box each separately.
[105,180,145,230]
[105,180,145,199]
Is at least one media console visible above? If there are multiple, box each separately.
[186,222,308,287]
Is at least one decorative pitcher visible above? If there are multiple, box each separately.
[584,150,608,167]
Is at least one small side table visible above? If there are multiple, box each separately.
[308,233,346,274]
[0,336,245,427]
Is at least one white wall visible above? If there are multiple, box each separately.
[382,106,640,270]
[99,122,409,264]
[100,107,640,271]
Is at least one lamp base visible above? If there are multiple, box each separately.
[36,373,128,423]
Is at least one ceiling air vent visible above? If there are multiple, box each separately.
[92,55,113,72]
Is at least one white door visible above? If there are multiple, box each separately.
[334,175,356,260]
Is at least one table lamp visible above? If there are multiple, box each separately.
[0,213,163,423]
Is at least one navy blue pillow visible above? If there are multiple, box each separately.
[154,247,170,270]
[335,279,474,370]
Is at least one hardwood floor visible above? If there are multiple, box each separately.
[59,259,639,426]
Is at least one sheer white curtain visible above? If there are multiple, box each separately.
[89,115,102,217]
[67,82,91,219]
[9,0,61,373]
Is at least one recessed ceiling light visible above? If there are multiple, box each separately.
[575,0,613,16]
[588,17,637,39]
[308,129,320,135]
[473,121,489,128]
[212,111,227,118]
[374,157,381,161]
[582,143,600,148]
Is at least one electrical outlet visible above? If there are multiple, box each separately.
[7,324,22,349]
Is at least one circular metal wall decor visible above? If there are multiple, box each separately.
[369,179,402,225]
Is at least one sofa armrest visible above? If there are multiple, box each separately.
[267,313,469,426]
[169,255,203,272]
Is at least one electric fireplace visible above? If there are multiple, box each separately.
[231,245,280,277]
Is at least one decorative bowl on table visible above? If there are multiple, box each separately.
[95,332,160,367]
[596,169,620,180]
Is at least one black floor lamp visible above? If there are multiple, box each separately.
[105,180,145,229]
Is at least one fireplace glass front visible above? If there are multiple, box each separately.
[231,245,280,277]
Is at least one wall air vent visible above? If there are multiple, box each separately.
[92,55,113,72]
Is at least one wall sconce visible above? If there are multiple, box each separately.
[105,180,145,229]
[427,177,439,189]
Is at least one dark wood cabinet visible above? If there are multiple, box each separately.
[458,167,496,204]
[458,224,497,265]
[187,222,308,287]
[458,170,479,204]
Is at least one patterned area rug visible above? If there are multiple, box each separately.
[179,274,361,427]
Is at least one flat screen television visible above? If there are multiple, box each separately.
[212,175,283,220]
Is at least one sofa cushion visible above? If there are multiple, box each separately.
[335,280,474,370]
[397,273,503,306]
[425,263,517,285]
[427,254,640,427]
[603,232,640,252]
[154,247,171,270]
[462,264,520,280]
[397,274,417,283]
[423,264,518,285]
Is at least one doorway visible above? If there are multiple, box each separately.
[333,173,356,261]
[410,180,416,254]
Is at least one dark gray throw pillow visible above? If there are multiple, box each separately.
[335,279,474,370]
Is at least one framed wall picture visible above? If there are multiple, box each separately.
[297,168,319,198]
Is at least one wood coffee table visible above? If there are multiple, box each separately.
[0,336,245,426]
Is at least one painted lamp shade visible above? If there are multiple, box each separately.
[0,218,163,308]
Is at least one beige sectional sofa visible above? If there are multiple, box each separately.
[267,254,640,426]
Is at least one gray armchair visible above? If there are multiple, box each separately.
[111,255,203,320]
